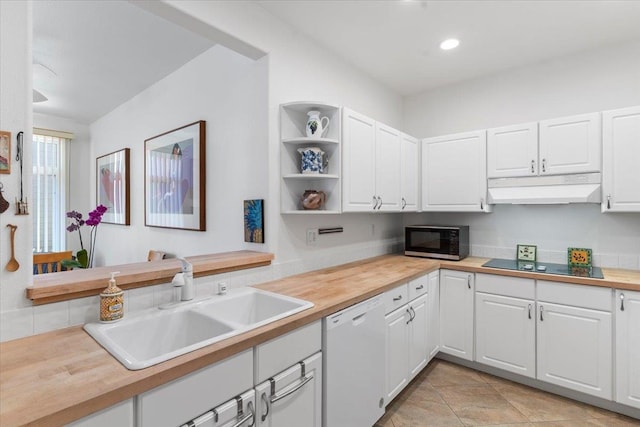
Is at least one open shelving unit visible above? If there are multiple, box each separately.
[280,102,342,214]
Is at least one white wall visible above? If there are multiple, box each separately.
[0,0,33,340]
[33,113,91,254]
[404,40,640,268]
[90,45,268,266]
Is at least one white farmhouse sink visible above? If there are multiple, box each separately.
[84,287,313,370]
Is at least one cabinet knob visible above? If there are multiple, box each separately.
[620,293,625,311]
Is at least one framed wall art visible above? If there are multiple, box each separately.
[0,130,11,174]
[244,199,264,243]
[96,148,130,225]
[144,120,206,231]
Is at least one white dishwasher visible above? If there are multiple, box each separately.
[324,295,386,427]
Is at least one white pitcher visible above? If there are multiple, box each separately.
[306,110,330,138]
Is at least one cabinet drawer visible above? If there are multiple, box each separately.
[476,273,535,300]
[408,273,429,300]
[137,350,253,427]
[254,320,321,383]
[383,283,409,314]
[537,280,612,311]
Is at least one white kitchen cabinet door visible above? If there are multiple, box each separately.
[427,271,440,361]
[602,106,640,212]
[538,112,601,176]
[439,270,474,361]
[475,293,536,378]
[487,122,538,178]
[421,130,489,212]
[536,302,612,399]
[400,133,419,211]
[408,294,429,380]
[385,306,409,402]
[375,123,402,211]
[67,399,134,427]
[342,108,376,212]
[615,290,640,409]
[255,352,322,427]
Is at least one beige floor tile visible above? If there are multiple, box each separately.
[435,384,529,426]
[528,418,640,427]
[425,360,488,388]
[391,400,463,427]
[491,381,601,422]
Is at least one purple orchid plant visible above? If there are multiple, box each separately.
[65,204,107,268]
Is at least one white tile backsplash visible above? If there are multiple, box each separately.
[618,254,639,270]
[127,287,155,312]
[69,296,100,326]
[33,301,70,334]
[0,307,33,342]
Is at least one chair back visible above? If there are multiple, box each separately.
[33,251,74,274]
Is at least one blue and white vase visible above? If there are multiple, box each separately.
[297,147,326,174]
[306,111,330,138]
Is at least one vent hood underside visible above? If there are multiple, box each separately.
[488,173,602,205]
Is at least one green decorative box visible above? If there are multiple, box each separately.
[567,247,592,267]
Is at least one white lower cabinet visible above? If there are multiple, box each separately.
[385,277,430,403]
[440,269,474,361]
[137,350,254,427]
[255,352,322,427]
[426,271,440,361]
[475,274,536,378]
[536,281,612,400]
[615,289,640,409]
[66,399,134,427]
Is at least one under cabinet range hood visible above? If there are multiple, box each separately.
[488,173,602,204]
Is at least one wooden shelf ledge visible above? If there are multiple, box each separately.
[26,250,274,305]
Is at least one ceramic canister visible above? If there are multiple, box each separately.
[297,147,326,174]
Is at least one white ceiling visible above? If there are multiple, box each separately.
[33,1,640,124]
[32,1,214,124]
[257,0,640,95]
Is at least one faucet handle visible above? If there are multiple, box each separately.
[177,257,193,273]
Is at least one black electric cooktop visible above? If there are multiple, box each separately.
[482,258,604,279]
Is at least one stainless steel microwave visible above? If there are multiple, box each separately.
[405,225,469,261]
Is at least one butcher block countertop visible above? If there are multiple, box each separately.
[2,255,639,426]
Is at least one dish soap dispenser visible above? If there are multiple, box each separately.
[100,272,124,322]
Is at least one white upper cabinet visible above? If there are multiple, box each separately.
[342,108,376,212]
[342,109,409,212]
[421,130,490,212]
[602,105,640,212]
[538,112,601,175]
[400,133,419,212]
[375,123,402,211]
[487,122,539,178]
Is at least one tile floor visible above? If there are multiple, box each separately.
[376,359,640,427]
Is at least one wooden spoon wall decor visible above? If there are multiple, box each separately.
[6,224,19,271]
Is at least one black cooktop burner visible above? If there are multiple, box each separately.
[482,258,604,279]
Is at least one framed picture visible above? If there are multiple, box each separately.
[568,247,592,267]
[0,130,10,174]
[96,148,130,225]
[145,121,206,231]
[516,244,537,262]
[244,199,264,243]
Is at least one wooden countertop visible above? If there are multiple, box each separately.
[2,255,639,426]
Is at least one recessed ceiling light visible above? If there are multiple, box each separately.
[440,38,460,51]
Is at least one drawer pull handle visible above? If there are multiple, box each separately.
[542,158,547,173]
[607,195,611,210]
[271,375,313,403]
[393,295,403,302]
[467,275,471,289]
[402,197,407,210]
[540,305,544,322]
[620,293,625,311]
[528,304,532,319]
[230,399,254,427]
[260,392,269,421]
[531,160,535,173]
[415,284,424,290]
